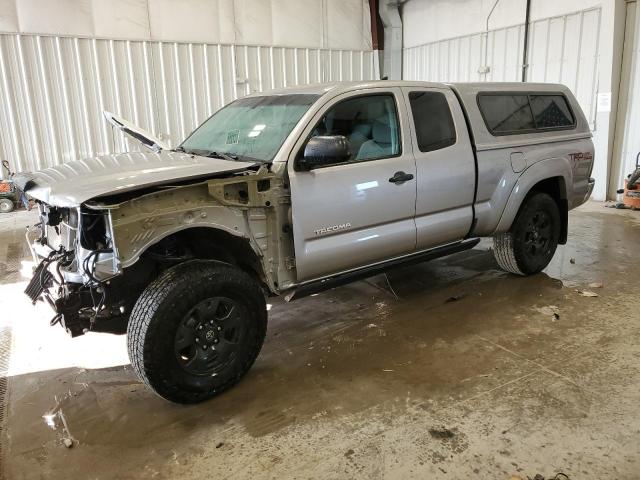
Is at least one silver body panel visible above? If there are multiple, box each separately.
[401,86,475,251]
[287,87,418,281]
[14,151,256,207]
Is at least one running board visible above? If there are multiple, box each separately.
[285,238,481,302]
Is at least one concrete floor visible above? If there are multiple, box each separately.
[1,202,639,479]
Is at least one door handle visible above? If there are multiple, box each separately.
[388,171,414,184]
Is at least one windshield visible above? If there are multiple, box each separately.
[179,94,319,163]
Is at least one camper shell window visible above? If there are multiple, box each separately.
[477,92,576,136]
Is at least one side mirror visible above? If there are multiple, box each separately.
[297,135,350,171]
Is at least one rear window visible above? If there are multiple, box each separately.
[408,91,457,152]
[529,95,575,129]
[478,93,575,135]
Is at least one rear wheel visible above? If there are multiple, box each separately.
[0,198,14,213]
[127,260,267,403]
[493,192,561,275]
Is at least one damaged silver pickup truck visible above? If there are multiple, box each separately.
[16,81,595,403]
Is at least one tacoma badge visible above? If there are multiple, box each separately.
[314,223,352,236]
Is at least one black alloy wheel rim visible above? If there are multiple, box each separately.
[174,296,247,376]
[522,210,553,261]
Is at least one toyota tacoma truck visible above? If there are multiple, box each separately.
[15,81,595,403]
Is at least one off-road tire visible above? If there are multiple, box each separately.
[0,198,14,213]
[493,192,561,275]
[127,260,267,403]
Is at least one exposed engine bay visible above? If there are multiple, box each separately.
[24,203,156,336]
[23,166,296,337]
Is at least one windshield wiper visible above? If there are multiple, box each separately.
[175,147,267,164]
[205,151,239,161]
[175,147,236,160]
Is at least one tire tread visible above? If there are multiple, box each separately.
[493,192,560,276]
[127,260,266,403]
[492,232,524,275]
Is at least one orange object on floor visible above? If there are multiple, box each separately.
[623,179,640,209]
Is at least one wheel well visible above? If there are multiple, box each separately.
[141,227,265,285]
[528,176,569,245]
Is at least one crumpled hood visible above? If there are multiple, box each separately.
[14,150,257,207]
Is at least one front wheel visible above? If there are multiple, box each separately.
[127,260,267,403]
[493,192,561,275]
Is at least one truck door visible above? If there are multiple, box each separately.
[288,88,417,282]
[401,87,476,250]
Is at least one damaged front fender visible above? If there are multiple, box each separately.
[92,167,296,293]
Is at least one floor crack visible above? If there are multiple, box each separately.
[475,334,594,394]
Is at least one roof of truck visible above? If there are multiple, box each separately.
[449,81,571,92]
[249,80,448,96]
[251,80,574,97]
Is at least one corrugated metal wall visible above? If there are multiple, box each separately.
[403,7,601,127]
[0,33,379,175]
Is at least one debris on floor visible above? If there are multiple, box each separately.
[605,201,629,209]
[577,290,599,297]
[535,305,560,321]
[588,282,603,289]
[524,474,570,480]
[569,258,576,264]
[383,273,400,300]
[445,294,465,303]
[428,427,456,439]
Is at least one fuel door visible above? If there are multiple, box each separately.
[510,152,527,173]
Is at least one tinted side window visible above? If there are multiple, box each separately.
[530,95,574,128]
[408,91,457,152]
[478,94,535,134]
[310,94,401,163]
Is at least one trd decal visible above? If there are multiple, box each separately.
[568,152,593,162]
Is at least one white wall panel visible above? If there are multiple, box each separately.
[1,0,373,51]
[17,0,94,37]
[234,0,273,46]
[272,0,323,48]
[0,33,379,175]
[148,0,228,44]
[92,0,151,40]
[402,0,604,48]
[0,0,18,32]
[326,0,370,50]
[403,8,601,127]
